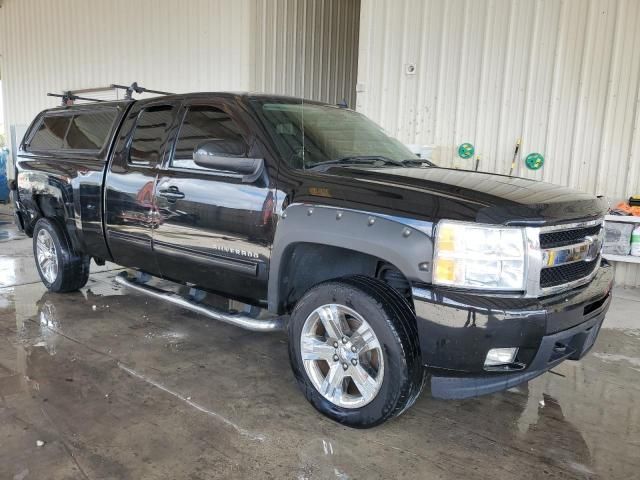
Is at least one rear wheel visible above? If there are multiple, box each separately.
[33,218,90,292]
[288,275,425,428]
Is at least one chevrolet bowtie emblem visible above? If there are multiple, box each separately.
[542,235,602,267]
[583,235,602,262]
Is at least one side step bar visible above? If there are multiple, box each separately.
[115,272,286,332]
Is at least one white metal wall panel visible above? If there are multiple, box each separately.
[252,0,360,106]
[0,0,254,133]
[357,0,640,286]
[0,0,360,149]
[358,0,640,197]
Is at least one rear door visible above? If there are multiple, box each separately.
[104,100,181,275]
[152,100,276,304]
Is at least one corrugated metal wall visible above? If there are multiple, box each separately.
[252,0,360,106]
[357,0,640,286]
[0,0,254,128]
[0,0,360,156]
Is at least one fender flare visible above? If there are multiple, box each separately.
[267,203,435,312]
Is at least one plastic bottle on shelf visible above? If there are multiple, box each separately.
[631,225,640,257]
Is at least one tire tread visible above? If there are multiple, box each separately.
[341,276,425,419]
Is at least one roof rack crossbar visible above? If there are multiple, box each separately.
[47,91,106,106]
[111,82,174,100]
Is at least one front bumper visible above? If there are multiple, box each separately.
[412,262,614,400]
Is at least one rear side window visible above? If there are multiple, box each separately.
[29,116,71,150]
[171,105,247,170]
[129,105,177,167]
[29,109,118,152]
[65,110,117,150]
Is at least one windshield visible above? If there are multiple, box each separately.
[253,100,422,170]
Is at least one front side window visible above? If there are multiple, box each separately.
[171,105,247,171]
[29,115,72,150]
[129,105,177,166]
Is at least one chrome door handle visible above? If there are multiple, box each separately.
[158,186,185,200]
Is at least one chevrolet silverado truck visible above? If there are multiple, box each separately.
[13,92,613,428]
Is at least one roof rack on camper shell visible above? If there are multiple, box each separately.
[47,82,174,106]
[110,82,174,100]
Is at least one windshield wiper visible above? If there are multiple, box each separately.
[306,156,406,171]
[400,158,435,167]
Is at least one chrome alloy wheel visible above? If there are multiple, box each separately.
[300,304,384,409]
[36,229,58,284]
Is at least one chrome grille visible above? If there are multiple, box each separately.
[540,258,600,288]
[537,219,603,294]
[539,224,603,248]
[523,218,604,297]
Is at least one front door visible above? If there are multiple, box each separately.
[152,102,276,304]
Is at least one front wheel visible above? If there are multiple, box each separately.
[33,218,90,292]
[288,276,425,428]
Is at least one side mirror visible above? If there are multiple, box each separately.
[193,140,264,183]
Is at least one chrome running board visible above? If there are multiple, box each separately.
[115,272,285,332]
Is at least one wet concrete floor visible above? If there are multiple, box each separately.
[1,210,639,479]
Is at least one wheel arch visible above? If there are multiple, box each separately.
[17,168,80,249]
[33,193,82,250]
[268,204,435,314]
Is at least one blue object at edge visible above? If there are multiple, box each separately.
[0,149,10,203]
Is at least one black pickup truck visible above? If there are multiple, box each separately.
[14,92,613,427]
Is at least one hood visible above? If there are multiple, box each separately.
[293,166,607,225]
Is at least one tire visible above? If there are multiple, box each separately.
[288,275,425,428]
[33,218,90,292]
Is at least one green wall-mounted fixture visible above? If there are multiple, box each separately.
[457,143,474,159]
[525,152,544,170]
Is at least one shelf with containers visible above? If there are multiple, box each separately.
[602,215,640,263]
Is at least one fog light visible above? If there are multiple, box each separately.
[484,348,519,367]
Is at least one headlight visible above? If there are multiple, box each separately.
[433,220,526,290]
